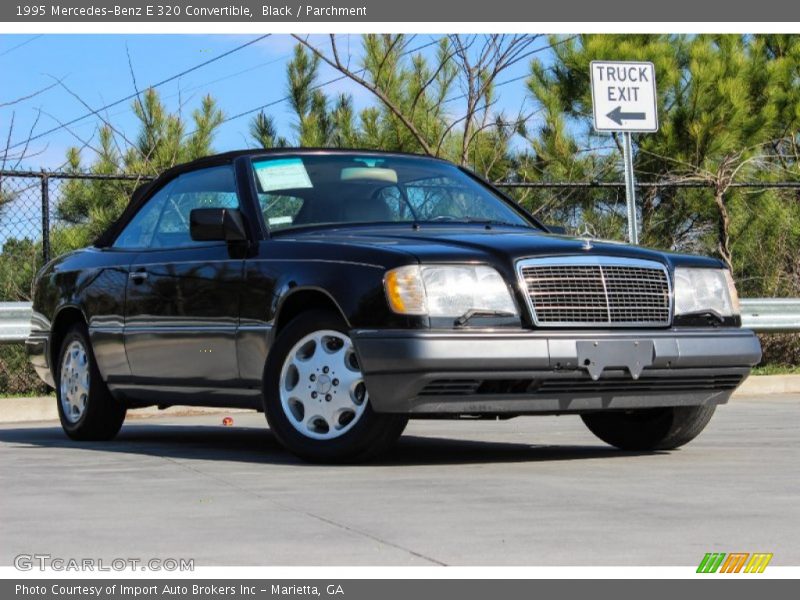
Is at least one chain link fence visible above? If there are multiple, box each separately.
[0,170,151,269]
[0,170,150,395]
[0,344,43,395]
[1,169,799,395]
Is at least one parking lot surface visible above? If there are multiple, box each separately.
[1,393,797,566]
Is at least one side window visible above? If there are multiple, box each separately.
[113,181,173,249]
[113,165,239,249]
[259,193,304,230]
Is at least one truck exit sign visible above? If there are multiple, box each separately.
[590,61,658,132]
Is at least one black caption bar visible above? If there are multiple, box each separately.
[4,579,795,600]
[1,0,800,22]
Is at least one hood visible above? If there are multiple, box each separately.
[286,224,722,271]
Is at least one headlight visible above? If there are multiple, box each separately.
[674,268,740,317]
[384,265,518,317]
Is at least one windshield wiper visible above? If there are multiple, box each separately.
[464,218,531,227]
[422,217,532,228]
[454,309,517,327]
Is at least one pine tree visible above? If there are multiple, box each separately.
[525,34,800,296]
[56,88,225,248]
[250,111,288,149]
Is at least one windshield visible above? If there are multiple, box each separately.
[250,154,533,231]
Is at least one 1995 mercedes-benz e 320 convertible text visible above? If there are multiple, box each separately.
[26,150,762,462]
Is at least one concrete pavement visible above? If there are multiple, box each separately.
[0,393,797,566]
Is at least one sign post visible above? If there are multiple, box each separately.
[622,131,637,244]
[590,60,659,244]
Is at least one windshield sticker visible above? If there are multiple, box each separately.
[254,158,313,192]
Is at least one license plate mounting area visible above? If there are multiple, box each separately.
[576,340,655,381]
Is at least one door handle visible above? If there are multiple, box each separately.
[129,270,148,283]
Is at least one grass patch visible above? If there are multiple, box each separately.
[752,364,800,376]
[0,391,54,399]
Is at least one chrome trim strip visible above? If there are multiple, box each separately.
[121,325,238,333]
[25,331,50,340]
[88,326,124,333]
[515,255,673,328]
[127,258,383,269]
[91,324,271,333]
[597,261,613,322]
[237,324,273,332]
[246,258,385,269]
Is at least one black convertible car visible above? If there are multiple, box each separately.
[27,149,761,462]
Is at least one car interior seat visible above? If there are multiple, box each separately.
[292,183,394,225]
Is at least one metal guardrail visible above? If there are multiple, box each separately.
[0,303,34,344]
[739,298,800,333]
[1,299,799,344]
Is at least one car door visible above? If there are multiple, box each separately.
[114,164,245,388]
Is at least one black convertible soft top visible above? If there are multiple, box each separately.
[91,148,540,246]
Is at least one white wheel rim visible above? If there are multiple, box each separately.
[60,340,90,424]
[279,329,369,440]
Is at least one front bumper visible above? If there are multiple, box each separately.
[350,328,762,415]
[26,330,54,388]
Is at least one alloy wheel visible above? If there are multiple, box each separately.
[278,329,368,440]
[60,340,90,424]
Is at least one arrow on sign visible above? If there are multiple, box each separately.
[606,106,647,125]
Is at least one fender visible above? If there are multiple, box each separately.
[269,284,352,346]
[236,258,393,385]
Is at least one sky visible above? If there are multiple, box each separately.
[0,34,545,172]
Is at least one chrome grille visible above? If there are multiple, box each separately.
[518,258,671,327]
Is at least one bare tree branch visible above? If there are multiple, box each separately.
[0,78,62,108]
[39,108,102,156]
[448,34,540,165]
[292,34,436,155]
[50,76,138,153]
[12,108,42,170]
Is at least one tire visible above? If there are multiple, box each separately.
[263,309,407,463]
[580,405,716,451]
[56,323,126,441]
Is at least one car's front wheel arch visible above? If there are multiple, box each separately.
[49,305,88,373]
[272,288,351,338]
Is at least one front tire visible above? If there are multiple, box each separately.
[56,323,126,441]
[263,310,407,463]
[581,405,716,451]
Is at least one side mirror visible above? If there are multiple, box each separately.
[546,224,567,235]
[190,208,248,243]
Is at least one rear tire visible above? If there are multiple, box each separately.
[580,405,716,451]
[263,309,407,463]
[56,323,126,441]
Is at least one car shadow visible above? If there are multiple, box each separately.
[0,421,665,466]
